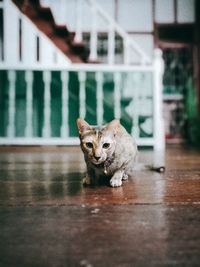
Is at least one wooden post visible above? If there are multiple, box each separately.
[153,49,165,151]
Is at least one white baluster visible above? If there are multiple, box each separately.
[78,71,86,119]
[131,73,140,138]
[114,72,121,119]
[22,17,37,65]
[7,71,16,138]
[42,71,51,138]
[61,71,69,137]
[74,0,83,42]
[153,49,165,151]
[25,71,33,137]
[96,72,103,125]
[40,37,53,65]
[4,1,19,65]
[124,39,131,65]
[108,24,115,65]
[89,2,98,61]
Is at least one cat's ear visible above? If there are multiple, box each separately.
[106,119,121,134]
[77,118,92,134]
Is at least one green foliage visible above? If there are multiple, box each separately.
[185,78,200,147]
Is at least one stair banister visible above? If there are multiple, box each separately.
[89,2,98,61]
[124,39,131,65]
[74,0,83,42]
[4,0,72,67]
[108,24,115,65]
[87,0,151,64]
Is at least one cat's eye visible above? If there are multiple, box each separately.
[103,143,110,149]
[85,142,93,149]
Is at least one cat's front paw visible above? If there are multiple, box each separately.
[82,176,92,185]
[110,177,122,187]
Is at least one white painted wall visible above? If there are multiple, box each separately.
[155,0,195,23]
[155,0,175,23]
[41,0,195,31]
[177,0,195,23]
[118,0,153,32]
[129,34,154,61]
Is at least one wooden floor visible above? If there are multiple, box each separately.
[0,145,200,267]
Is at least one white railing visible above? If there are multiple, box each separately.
[1,0,71,68]
[0,50,165,150]
[41,0,151,65]
[86,0,151,65]
[1,0,152,67]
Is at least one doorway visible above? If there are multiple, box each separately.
[162,46,193,143]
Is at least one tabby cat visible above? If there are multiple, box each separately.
[77,118,165,187]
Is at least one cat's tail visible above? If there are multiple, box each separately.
[145,165,165,173]
[132,163,165,173]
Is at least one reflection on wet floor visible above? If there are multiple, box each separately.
[0,171,84,205]
[0,149,85,205]
[0,146,200,206]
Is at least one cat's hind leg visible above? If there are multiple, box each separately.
[110,170,124,187]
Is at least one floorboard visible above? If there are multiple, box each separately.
[0,146,200,267]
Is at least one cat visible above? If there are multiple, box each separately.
[77,118,165,187]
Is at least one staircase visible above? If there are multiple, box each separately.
[12,0,89,63]
[38,0,151,65]
[0,0,165,149]
[11,0,151,65]
[10,1,137,134]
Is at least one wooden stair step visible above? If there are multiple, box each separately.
[12,0,89,63]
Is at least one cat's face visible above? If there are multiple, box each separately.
[77,119,119,165]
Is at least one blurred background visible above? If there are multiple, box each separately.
[0,0,200,149]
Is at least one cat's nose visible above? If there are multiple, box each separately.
[94,156,101,161]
